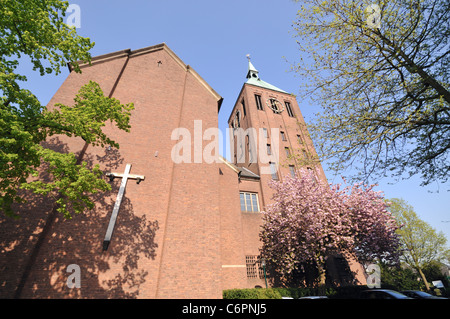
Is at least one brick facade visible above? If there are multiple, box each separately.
[227,75,366,289]
[0,43,365,299]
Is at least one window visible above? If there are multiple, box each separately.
[269,162,278,180]
[307,167,317,182]
[267,144,272,155]
[289,165,296,177]
[302,149,308,159]
[246,256,258,278]
[245,256,266,279]
[248,135,255,164]
[240,192,260,212]
[285,147,291,157]
[297,134,303,145]
[248,147,254,164]
[233,111,241,129]
[242,99,246,116]
[280,131,286,141]
[285,101,294,117]
[262,128,268,138]
[247,132,256,164]
[255,94,263,110]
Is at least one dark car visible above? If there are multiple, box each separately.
[401,290,447,299]
[360,289,412,299]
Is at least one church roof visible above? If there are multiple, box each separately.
[238,167,260,179]
[67,43,223,111]
[218,156,260,180]
[245,57,287,94]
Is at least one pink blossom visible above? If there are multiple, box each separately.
[260,171,401,277]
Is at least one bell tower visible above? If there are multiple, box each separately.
[224,56,366,289]
[228,56,327,202]
[222,56,331,289]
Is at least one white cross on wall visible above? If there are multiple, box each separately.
[103,164,145,251]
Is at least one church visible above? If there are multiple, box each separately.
[0,43,365,298]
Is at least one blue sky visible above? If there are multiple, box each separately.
[17,0,450,242]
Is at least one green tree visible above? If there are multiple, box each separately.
[0,0,134,218]
[388,198,449,290]
[292,0,450,186]
[379,262,423,290]
[422,260,450,288]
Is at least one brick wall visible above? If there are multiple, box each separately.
[0,44,226,298]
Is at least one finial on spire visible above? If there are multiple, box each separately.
[246,54,251,61]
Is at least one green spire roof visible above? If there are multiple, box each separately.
[245,55,287,93]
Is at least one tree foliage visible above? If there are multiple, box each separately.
[388,198,449,289]
[379,262,423,290]
[292,0,450,186]
[0,0,134,218]
[260,171,400,285]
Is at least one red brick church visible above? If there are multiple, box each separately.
[0,43,365,298]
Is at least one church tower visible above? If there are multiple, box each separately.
[228,56,327,203]
[224,57,365,288]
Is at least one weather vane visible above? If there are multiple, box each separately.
[246,54,251,61]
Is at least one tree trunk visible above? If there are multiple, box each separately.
[411,251,431,291]
[316,258,327,295]
[417,267,431,291]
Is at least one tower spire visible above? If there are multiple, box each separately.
[246,54,259,80]
[244,54,287,93]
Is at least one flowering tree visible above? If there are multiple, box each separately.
[260,171,400,287]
